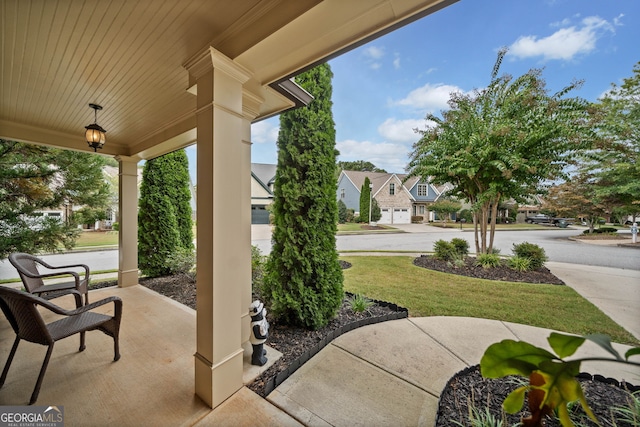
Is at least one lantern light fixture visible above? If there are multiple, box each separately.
[85,103,106,152]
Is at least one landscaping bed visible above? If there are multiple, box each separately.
[413,254,565,285]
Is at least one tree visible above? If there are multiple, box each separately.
[337,160,386,173]
[138,149,194,277]
[407,48,596,254]
[359,176,372,223]
[264,63,343,329]
[371,198,381,222]
[0,140,111,258]
[337,199,348,223]
[544,173,609,233]
[54,149,111,227]
[592,61,640,221]
[430,199,462,227]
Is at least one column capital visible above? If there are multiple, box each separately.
[184,47,253,86]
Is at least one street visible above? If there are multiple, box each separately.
[0,226,637,280]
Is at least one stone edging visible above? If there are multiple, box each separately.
[262,293,409,396]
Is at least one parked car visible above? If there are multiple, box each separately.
[525,214,552,224]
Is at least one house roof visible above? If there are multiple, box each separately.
[251,163,277,191]
[1,0,457,161]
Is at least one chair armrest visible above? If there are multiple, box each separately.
[19,269,82,283]
[35,295,122,317]
[35,259,90,278]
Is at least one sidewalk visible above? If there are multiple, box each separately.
[204,261,640,426]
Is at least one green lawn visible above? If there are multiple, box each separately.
[341,256,638,346]
[74,230,119,247]
[337,223,396,232]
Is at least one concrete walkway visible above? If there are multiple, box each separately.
[203,261,640,426]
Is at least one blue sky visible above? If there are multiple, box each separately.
[189,0,640,177]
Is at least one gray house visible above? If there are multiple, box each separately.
[337,170,450,224]
[251,163,277,224]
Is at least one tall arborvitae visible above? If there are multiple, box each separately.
[359,176,371,223]
[264,63,343,329]
[138,149,193,277]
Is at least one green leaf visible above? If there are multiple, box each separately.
[548,332,585,358]
[480,339,556,378]
[625,347,640,360]
[585,334,623,360]
[503,386,527,414]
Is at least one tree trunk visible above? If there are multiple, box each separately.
[488,201,499,253]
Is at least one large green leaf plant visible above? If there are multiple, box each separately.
[481,332,640,426]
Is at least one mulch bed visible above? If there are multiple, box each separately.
[413,254,565,285]
[436,365,640,427]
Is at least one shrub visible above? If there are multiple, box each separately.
[251,245,266,294]
[508,256,531,272]
[166,247,195,275]
[411,216,424,223]
[458,209,474,223]
[451,238,469,256]
[337,200,347,223]
[475,253,501,268]
[512,242,547,269]
[433,239,457,261]
[583,226,618,234]
[346,209,355,223]
[112,222,119,231]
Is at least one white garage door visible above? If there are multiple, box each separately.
[393,208,410,224]
[379,208,391,224]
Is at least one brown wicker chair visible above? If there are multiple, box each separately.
[0,286,122,405]
[9,252,90,305]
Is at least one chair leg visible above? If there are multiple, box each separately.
[30,344,54,405]
[113,332,120,361]
[79,331,86,352]
[0,336,20,387]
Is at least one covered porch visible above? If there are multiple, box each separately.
[1,0,458,409]
[0,285,297,426]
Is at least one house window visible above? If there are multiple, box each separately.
[389,183,395,195]
[419,205,425,214]
[417,184,428,197]
[340,188,345,199]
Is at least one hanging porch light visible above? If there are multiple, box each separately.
[85,103,106,152]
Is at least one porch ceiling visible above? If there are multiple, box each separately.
[1,0,456,160]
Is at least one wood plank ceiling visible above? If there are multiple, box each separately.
[1,0,455,159]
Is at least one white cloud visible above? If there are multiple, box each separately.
[509,15,615,61]
[393,53,401,70]
[364,46,385,60]
[377,118,431,144]
[251,120,279,144]
[393,83,465,112]
[363,45,385,70]
[337,139,410,172]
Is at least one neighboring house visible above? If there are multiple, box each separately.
[337,170,449,224]
[251,163,277,224]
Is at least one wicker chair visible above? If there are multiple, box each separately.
[0,286,122,405]
[9,252,90,305]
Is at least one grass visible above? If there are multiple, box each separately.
[74,230,119,247]
[341,256,639,346]
[337,223,395,232]
[430,222,557,230]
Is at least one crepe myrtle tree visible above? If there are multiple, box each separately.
[264,63,344,330]
[407,48,599,254]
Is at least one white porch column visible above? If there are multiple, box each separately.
[116,156,139,287]
[185,48,253,408]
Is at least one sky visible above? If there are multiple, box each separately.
[187,0,640,178]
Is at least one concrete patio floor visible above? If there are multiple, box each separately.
[0,285,297,426]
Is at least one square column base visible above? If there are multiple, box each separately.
[195,349,244,408]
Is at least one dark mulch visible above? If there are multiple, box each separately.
[413,255,565,285]
[437,365,639,427]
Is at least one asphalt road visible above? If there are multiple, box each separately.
[1,226,637,280]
